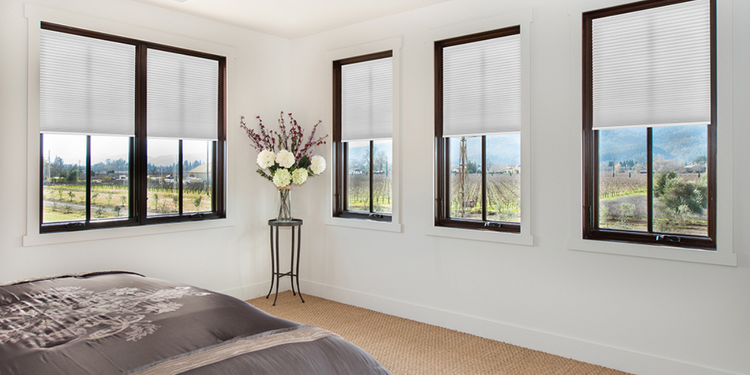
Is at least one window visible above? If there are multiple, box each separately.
[333,51,393,222]
[435,26,522,233]
[582,0,715,249]
[39,23,225,233]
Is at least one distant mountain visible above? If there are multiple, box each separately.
[599,125,707,164]
[147,152,207,167]
[343,125,705,171]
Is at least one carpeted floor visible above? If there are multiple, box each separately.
[247,291,632,375]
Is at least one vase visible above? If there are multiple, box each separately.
[276,186,293,221]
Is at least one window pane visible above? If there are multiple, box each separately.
[183,140,213,213]
[652,125,708,236]
[42,134,87,223]
[597,128,647,231]
[346,140,370,212]
[90,136,130,220]
[448,136,482,220]
[373,140,392,213]
[486,134,520,223]
[147,139,179,216]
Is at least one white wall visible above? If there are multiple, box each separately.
[0,0,291,296]
[288,1,750,375]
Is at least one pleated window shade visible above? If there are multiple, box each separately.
[147,49,219,140]
[40,29,135,136]
[341,57,393,142]
[442,33,521,138]
[591,0,711,130]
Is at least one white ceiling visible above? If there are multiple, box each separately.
[131,0,453,39]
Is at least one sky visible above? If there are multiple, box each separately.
[42,134,210,166]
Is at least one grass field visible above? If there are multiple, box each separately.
[43,182,211,223]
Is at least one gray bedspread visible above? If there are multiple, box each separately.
[0,271,391,375]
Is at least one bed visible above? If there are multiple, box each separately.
[0,271,391,374]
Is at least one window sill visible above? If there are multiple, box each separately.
[23,218,235,247]
[426,225,534,246]
[324,217,402,233]
[567,237,737,266]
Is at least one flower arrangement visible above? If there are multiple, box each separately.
[241,111,328,188]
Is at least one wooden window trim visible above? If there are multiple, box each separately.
[581,0,717,250]
[434,26,522,234]
[39,22,226,233]
[332,51,393,222]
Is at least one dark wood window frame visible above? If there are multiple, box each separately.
[582,0,717,250]
[434,26,522,234]
[332,51,393,222]
[39,22,226,233]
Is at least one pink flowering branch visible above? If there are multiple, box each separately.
[241,112,329,167]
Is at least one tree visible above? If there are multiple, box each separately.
[373,150,388,174]
[654,172,707,232]
[659,177,707,216]
[653,170,678,198]
[51,156,65,178]
[66,169,79,182]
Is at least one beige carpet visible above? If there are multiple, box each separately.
[248,291,632,375]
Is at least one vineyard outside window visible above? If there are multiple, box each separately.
[435,26,523,233]
[582,0,716,249]
[333,51,393,222]
[39,23,225,233]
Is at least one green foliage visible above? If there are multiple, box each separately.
[653,171,677,197]
[599,205,610,227]
[658,176,707,216]
[257,169,273,182]
[467,160,479,174]
[66,169,79,182]
[297,155,311,169]
[620,203,635,217]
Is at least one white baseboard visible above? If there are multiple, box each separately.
[301,280,742,375]
[221,282,291,301]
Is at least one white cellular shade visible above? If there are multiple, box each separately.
[592,0,711,129]
[341,57,392,142]
[147,49,219,140]
[443,34,521,137]
[40,29,135,136]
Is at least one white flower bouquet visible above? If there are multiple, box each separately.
[241,112,328,188]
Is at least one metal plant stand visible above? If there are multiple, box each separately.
[266,218,304,306]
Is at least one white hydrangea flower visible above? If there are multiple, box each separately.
[310,155,326,175]
[275,150,295,169]
[272,168,292,187]
[292,168,308,185]
[256,150,276,169]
